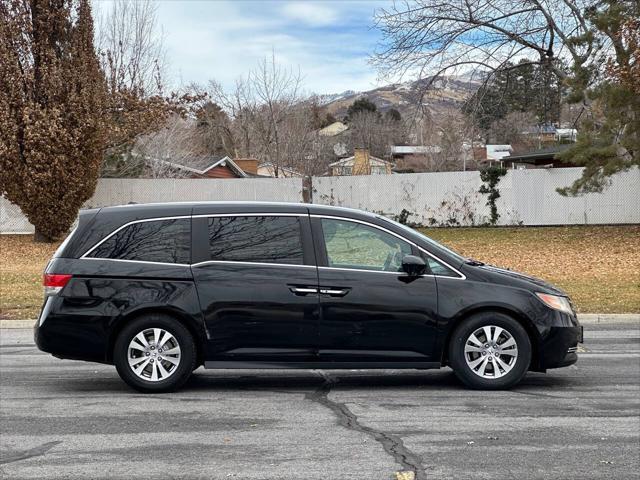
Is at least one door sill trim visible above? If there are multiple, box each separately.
[204,361,441,370]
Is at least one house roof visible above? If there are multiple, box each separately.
[328,155,394,167]
[391,145,441,155]
[507,144,572,162]
[147,156,249,177]
[486,144,513,160]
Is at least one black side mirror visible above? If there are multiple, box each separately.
[401,255,426,277]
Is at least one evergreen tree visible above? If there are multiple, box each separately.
[557,2,639,195]
[0,0,106,241]
[346,98,378,121]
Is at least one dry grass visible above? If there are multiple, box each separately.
[421,225,640,313]
[0,226,638,320]
[0,235,61,320]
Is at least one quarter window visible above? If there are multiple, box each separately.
[321,218,412,272]
[426,257,458,277]
[208,216,304,265]
[88,218,190,264]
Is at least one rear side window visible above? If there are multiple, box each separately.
[88,218,191,264]
[207,216,304,265]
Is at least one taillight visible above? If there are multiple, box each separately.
[43,273,72,296]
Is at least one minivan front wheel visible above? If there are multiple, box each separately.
[114,314,196,393]
[448,312,531,389]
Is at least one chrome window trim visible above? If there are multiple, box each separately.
[80,215,192,260]
[193,213,307,218]
[311,214,466,280]
[79,257,191,268]
[192,260,316,269]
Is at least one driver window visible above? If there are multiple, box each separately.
[321,218,412,272]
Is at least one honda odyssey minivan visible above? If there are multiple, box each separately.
[35,202,583,392]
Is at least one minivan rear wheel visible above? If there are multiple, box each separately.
[448,312,531,389]
[114,314,196,393]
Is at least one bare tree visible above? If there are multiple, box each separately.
[374,1,598,88]
[96,0,166,96]
[249,53,303,176]
[348,111,407,160]
[134,116,202,178]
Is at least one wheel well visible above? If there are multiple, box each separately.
[441,307,541,371]
[106,308,205,367]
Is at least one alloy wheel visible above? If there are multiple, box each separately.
[127,328,181,382]
[464,325,518,379]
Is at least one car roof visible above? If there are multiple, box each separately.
[96,201,380,221]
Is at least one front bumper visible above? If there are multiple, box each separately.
[539,324,583,369]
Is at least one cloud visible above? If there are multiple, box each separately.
[119,0,392,95]
[281,2,339,27]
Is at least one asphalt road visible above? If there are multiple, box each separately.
[1,323,638,480]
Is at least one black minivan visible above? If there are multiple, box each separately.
[35,202,582,392]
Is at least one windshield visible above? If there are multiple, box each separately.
[377,216,467,264]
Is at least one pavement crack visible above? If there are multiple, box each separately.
[0,441,62,465]
[306,371,426,480]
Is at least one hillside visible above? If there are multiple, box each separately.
[321,75,481,119]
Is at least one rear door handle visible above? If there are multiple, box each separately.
[319,288,350,297]
[288,286,318,296]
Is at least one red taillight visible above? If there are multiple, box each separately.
[44,274,72,288]
[43,274,72,296]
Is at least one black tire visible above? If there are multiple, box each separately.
[448,312,532,390]
[114,314,196,393]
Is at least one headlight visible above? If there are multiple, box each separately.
[535,293,574,315]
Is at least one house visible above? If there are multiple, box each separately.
[328,148,394,176]
[391,145,441,160]
[555,128,578,143]
[507,145,578,169]
[146,156,250,178]
[257,162,304,178]
[232,158,259,176]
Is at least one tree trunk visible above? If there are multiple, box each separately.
[34,227,55,243]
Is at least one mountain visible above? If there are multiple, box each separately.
[320,75,481,119]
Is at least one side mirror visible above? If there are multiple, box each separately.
[401,255,426,277]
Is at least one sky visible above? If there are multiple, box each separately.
[97,0,393,95]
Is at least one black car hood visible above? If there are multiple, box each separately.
[468,264,566,296]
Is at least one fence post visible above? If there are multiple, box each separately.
[302,176,313,203]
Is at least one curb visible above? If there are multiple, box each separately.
[577,314,639,325]
[2,314,638,330]
[1,320,35,329]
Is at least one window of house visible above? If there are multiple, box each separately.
[321,218,412,272]
[208,216,304,265]
[371,166,386,175]
[88,218,191,264]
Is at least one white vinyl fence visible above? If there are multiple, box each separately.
[0,177,303,234]
[313,167,640,226]
[2,167,639,233]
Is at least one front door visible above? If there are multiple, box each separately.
[312,216,439,363]
[192,214,319,364]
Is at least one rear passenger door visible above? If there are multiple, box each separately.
[191,212,319,364]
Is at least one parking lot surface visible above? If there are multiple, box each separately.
[1,323,639,479]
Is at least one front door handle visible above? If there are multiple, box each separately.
[319,288,350,297]
[288,286,318,296]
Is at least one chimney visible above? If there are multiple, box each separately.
[353,148,370,175]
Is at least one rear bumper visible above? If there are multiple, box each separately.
[34,298,109,363]
[539,325,583,369]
